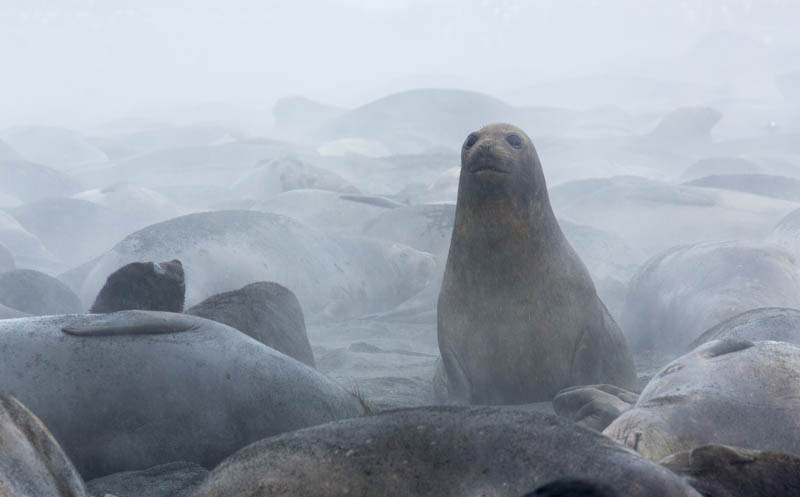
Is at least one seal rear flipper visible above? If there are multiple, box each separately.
[62,310,194,336]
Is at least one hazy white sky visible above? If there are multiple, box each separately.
[1,0,797,129]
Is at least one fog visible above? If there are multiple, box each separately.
[3,1,800,496]
[4,1,799,129]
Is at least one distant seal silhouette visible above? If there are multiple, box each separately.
[437,123,635,404]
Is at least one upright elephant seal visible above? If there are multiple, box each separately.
[437,123,635,404]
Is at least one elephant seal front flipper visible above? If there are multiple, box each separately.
[62,310,195,336]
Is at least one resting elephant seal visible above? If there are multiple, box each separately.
[0,392,88,497]
[192,405,700,497]
[437,123,635,403]
[0,311,362,479]
[604,339,800,461]
[688,307,800,350]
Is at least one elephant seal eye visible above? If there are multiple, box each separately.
[506,134,523,148]
[464,134,479,148]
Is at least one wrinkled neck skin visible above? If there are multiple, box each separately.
[446,164,561,284]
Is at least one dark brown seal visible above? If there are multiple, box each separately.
[437,123,635,404]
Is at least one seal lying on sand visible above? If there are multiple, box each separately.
[437,123,635,404]
[192,405,700,497]
[604,339,800,461]
[0,311,362,479]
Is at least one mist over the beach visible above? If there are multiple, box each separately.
[1,2,800,497]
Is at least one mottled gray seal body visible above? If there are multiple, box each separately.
[186,281,315,367]
[604,339,800,461]
[437,123,635,404]
[192,406,700,497]
[0,392,89,497]
[0,311,362,479]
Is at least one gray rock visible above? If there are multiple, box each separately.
[0,268,82,315]
[186,281,314,367]
[91,260,185,313]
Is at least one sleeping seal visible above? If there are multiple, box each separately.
[0,311,362,478]
[437,123,635,404]
[192,405,700,497]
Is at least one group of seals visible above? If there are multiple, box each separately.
[437,123,635,404]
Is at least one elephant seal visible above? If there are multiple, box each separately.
[192,405,700,497]
[437,123,635,404]
[661,444,800,497]
[689,307,800,350]
[620,241,800,362]
[0,311,362,479]
[604,339,800,461]
[186,281,315,367]
[0,241,14,272]
[0,301,28,319]
[553,384,639,432]
[90,259,185,313]
[0,392,88,497]
[0,268,82,315]
[87,462,208,497]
